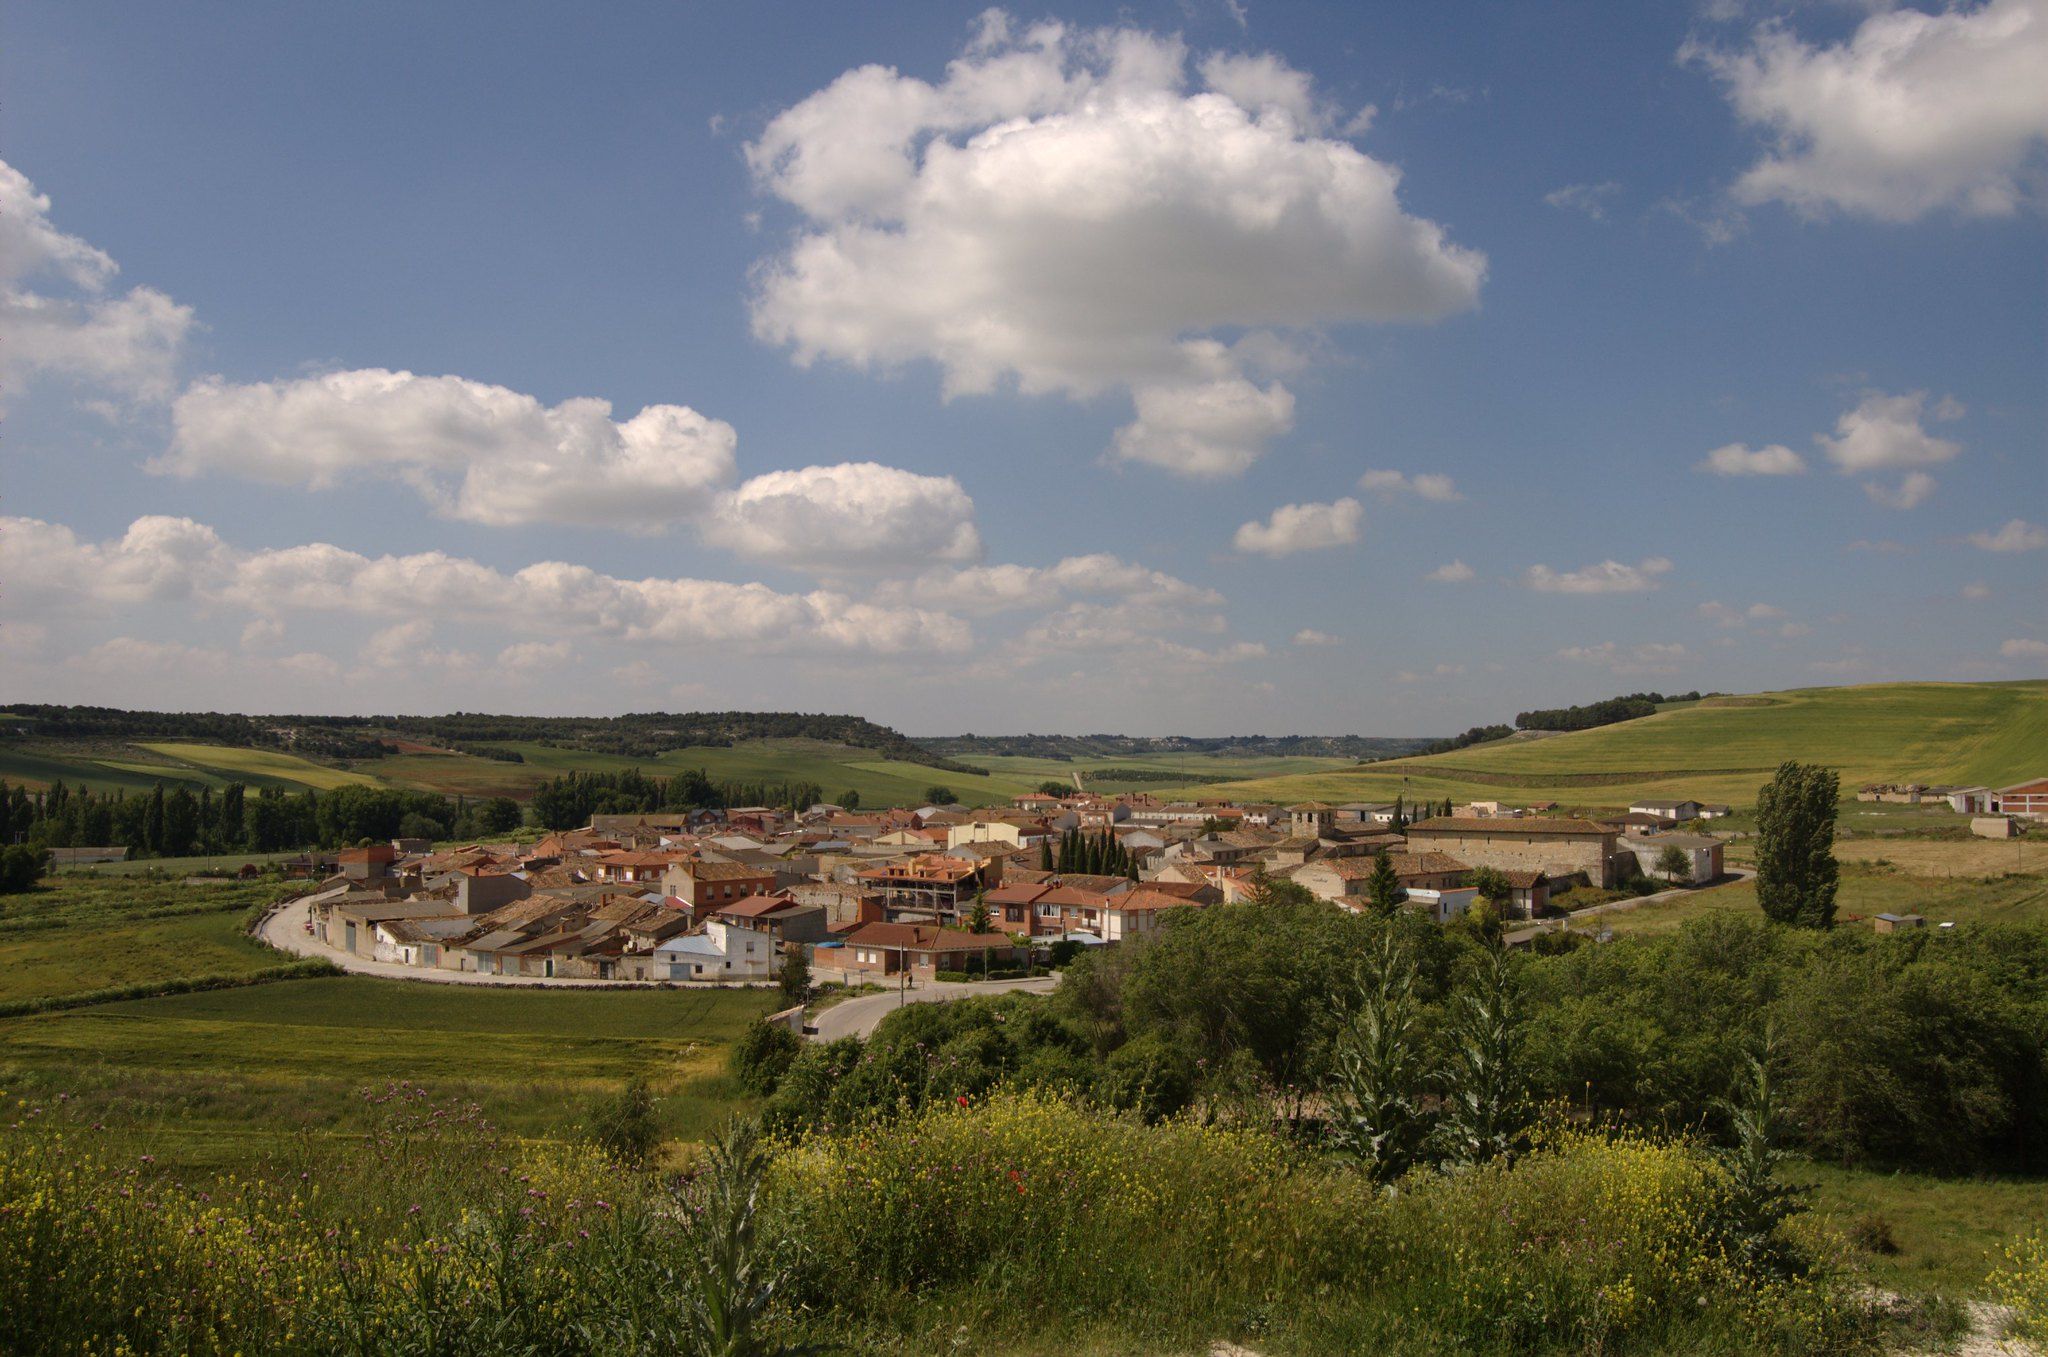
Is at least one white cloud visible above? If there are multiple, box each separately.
[67,637,232,678]
[1110,374,1295,477]
[1962,581,1992,599]
[1818,390,1962,473]
[0,159,194,404]
[1698,600,1787,627]
[1358,468,1461,501]
[1778,622,1812,638]
[161,369,738,530]
[498,640,573,672]
[1521,557,1674,594]
[1968,519,2048,552]
[1697,442,1807,476]
[0,514,970,657]
[746,15,1485,476]
[1555,641,1690,676]
[1425,559,1475,583]
[1863,470,1937,510]
[703,461,982,571]
[1292,628,1340,647]
[2001,638,2048,659]
[1232,497,1363,556]
[871,553,1221,616]
[1687,0,2048,222]
[1544,181,1623,219]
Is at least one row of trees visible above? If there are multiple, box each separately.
[1,778,522,858]
[1038,827,1139,878]
[1514,691,1702,733]
[525,769,827,829]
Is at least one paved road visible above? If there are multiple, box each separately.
[1505,869,1756,946]
[257,898,759,990]
[808,974,1059,1041]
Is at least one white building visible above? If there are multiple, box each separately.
[651,919,776,981]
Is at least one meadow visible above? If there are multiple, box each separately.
[0,873,779,1172]
[1203,680,2047,811]
[1593,860,2048,938]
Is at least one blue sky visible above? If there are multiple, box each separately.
[2,0,2042,735]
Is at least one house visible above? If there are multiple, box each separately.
[1287,802,1336,838]
[832,922,1027,979]
[1972,815,2019,839]
[1405,816,1628,889]
[1405,886,1479,924]
[642,920,777,981]
[660,859,776,912]
[1949,786,1996,814]
[1621,833,1725,885]
[1696,804,1732,820]
[1628,799,1702,822]
[708,892,830,944]
[1288,852,1469,906]
[46,846,130,866]
[1872,912,1927,934]
[338,844,399,882]
[1994,778,2048,821]
[854,854,995,921]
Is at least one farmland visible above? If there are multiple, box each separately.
[1202,680,2047,812]
[1593,859,2048,938]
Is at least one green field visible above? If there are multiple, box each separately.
[1797,1159,2048,1297]
[0,872,778,1171]
[1203,681,2047,812]
[0,876,295,1005]
[135,741,380,790]
[1593,861,2048,938]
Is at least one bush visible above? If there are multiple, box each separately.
[0,844,48,894]
[589,1076,660,1166]
[730,1019,803,1096]
[1847,1213,1900,1255]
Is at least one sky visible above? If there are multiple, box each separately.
[1,0,2043,737]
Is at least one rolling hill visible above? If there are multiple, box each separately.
[1198,681,2047,811]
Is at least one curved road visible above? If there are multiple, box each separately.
[808,974,1059,1041]
[257,897,758,989]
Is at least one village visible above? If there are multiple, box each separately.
[275,781,2040,993]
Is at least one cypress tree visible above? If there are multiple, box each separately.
[1365,849,1404,918]
[1753,761,1839,929]
[143,783,166,857]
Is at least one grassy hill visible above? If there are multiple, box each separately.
[1201,681,2047,812]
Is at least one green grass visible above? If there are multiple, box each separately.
[1594,862,2048,937]
[0,746,219,795]
[1798,1159,2048,1297]
[0,876,297,1004]
[134,741,380,790]
[0,977,776,1167]
[1205,680,2048,812]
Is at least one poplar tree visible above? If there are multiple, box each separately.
[1753,761,1839,929]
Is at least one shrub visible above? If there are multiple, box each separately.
[1847,1212,1900,1255]
[590,1076,660,1166]
[730,1019,803,1096]
[1991,1233,2048,1345]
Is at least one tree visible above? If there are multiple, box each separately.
[923,784,958,806]
[1325,935,1431,1183]
[838,789,861,811]
[1038,838,1054,871]
[1435,943,1529,1166]
[1035,780,1071,797]
[730,1020,802,1095]
[1392,794,1405,830]
[966,889,993,936]
[1656,843,1693,885]
[1753,761,1839,928]
[779,947,811,1006]
[1469,866,1512,906]
[1365,849,1404,918]
[0,844,47,894]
